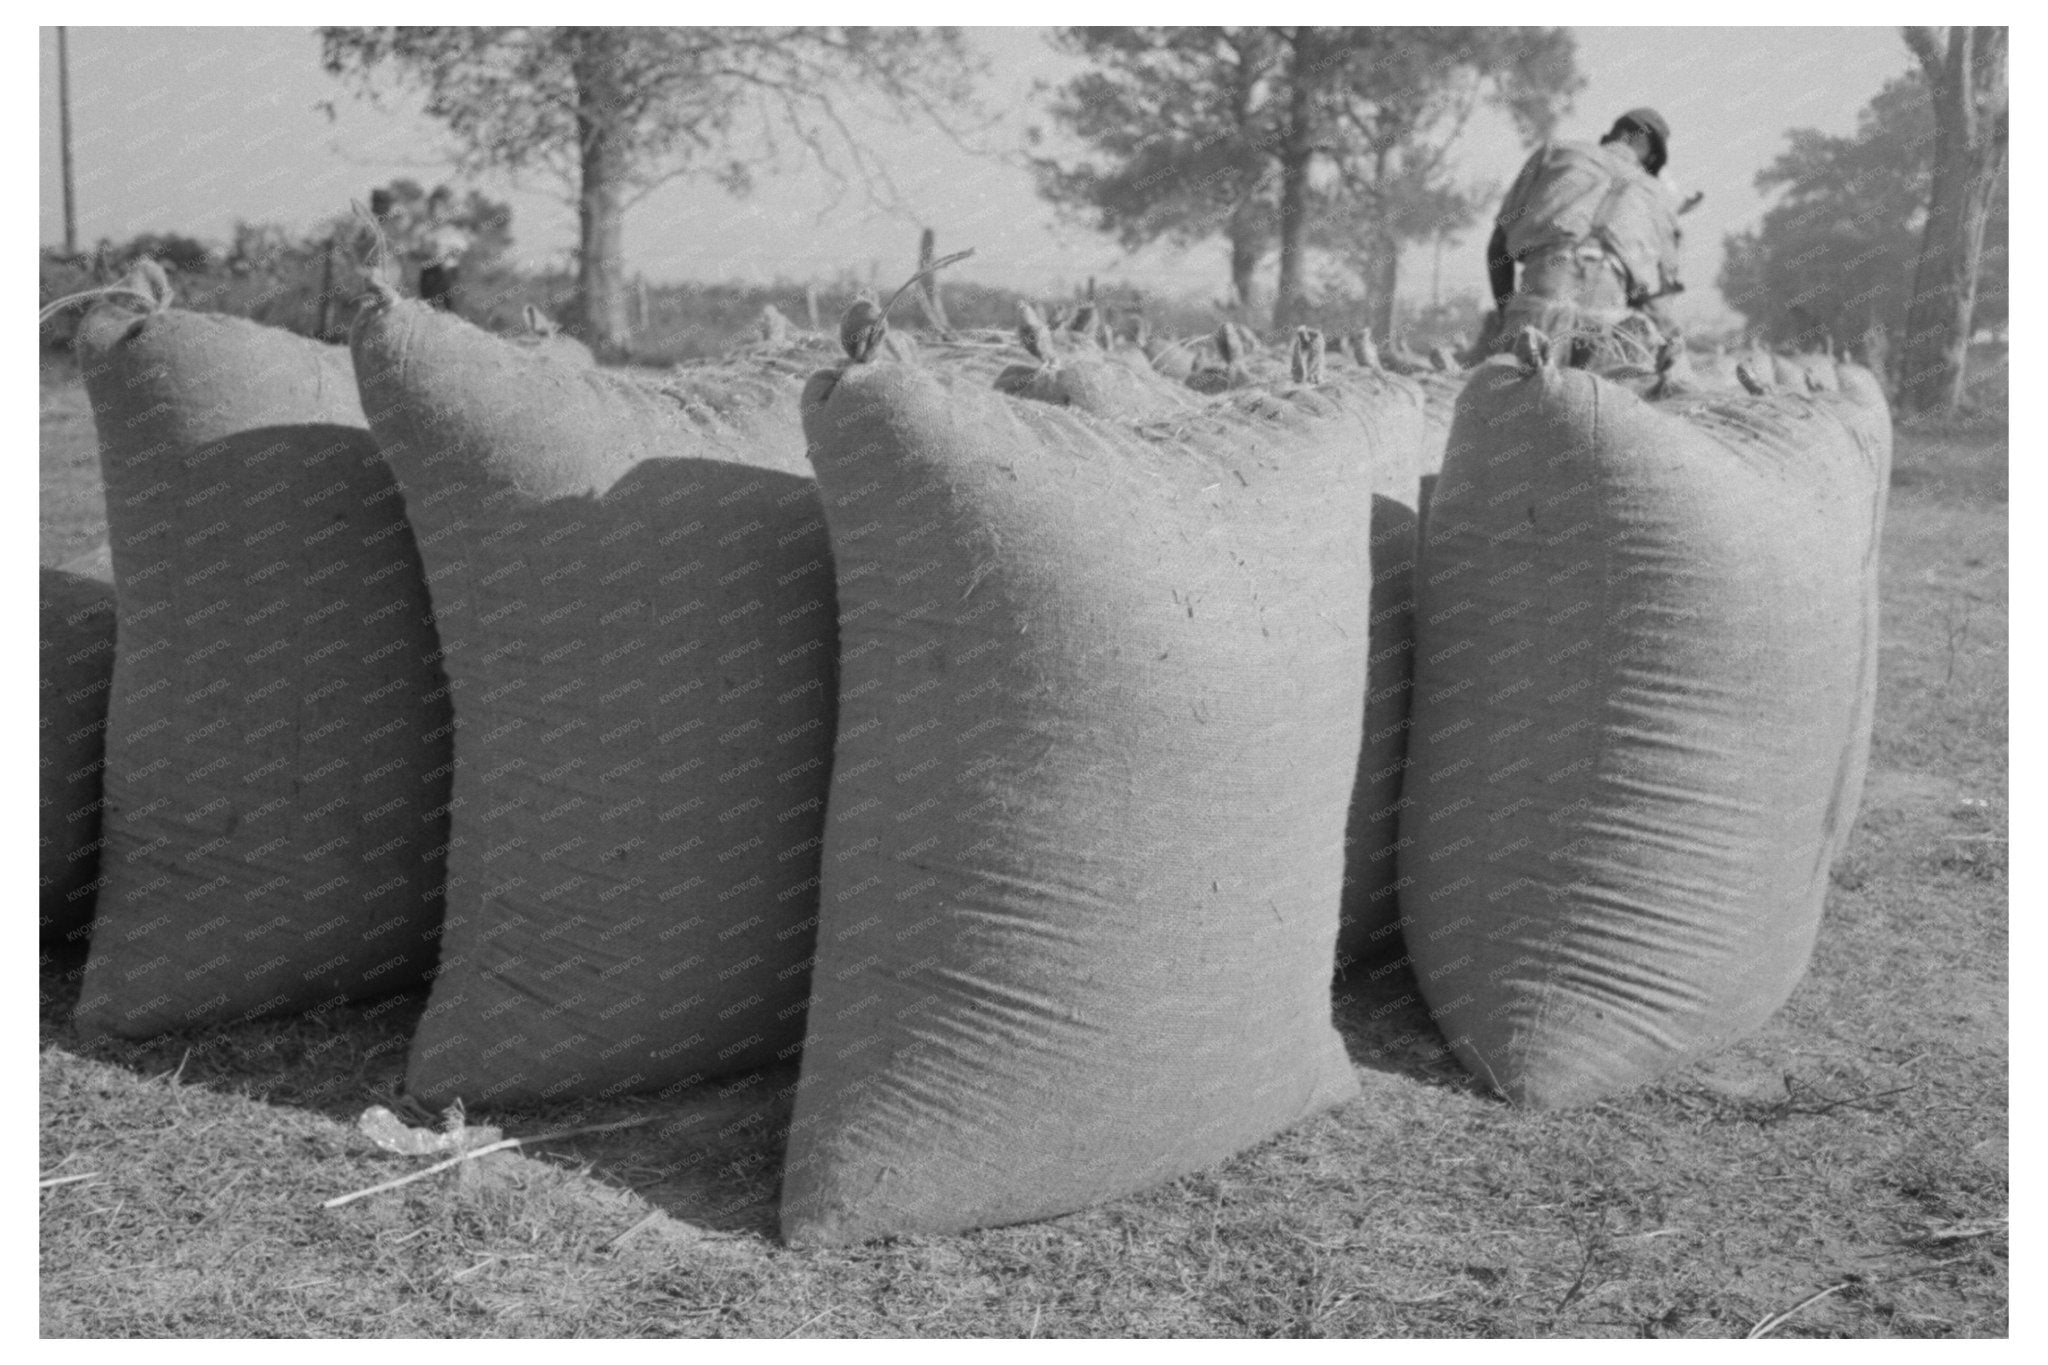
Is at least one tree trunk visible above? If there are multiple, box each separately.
[1901,142,1996,412]
[1272,44,1316,333]
[1218,30,1271,319]
[571,30,631,361]
[1227,208,1261,315]
[1900,27,2008,414]
[1366,228,1399,339]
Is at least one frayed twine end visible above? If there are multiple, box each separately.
[523,304,561,338]
[1346,329,1381,371]
[38,258,174,328]
[349,199,403,304]
[1736,361,1775,396]
[1215,323,1241,367]
[1017,303,1057,366]
[838,248,977,364]
[1290,326,1325,386]
[840,295,888,364]
[1512,327,1554,373]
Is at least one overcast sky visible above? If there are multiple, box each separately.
[38,26,1918,327]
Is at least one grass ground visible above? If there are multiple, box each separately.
[38,351,2007,1338]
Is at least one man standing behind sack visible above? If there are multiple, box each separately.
[1480,109,1684,359]
[413,186,473,314]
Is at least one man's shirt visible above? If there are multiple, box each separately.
[1495,140,1682,304]
[414,222,472,271]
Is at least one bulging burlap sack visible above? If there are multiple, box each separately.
[350,293,836,1108]
[40,568,117,946]
[779,353,1370,1245]
[72,291,451,1037]
[1398,346,1891,1108]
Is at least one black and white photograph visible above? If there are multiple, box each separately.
[34,20,2010,1339]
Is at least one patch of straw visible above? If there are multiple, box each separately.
[322,1113,662,1210]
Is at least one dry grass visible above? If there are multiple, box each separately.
[39,356,2005,1338]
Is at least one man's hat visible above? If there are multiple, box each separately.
[1614,108,1671,169]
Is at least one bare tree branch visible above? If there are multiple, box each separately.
[319,26,989,356]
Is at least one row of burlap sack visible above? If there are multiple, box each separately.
[46,266,1883,1241]
[56,270,839,1101]
[49,274,1429,1244]
[1098,317,1891,1119]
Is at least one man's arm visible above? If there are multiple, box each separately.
[1486,223,1515,310]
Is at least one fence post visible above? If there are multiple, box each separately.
[805,284,822,333]
[915,227,952,335]
[316,233,336,340]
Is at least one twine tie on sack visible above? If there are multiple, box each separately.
[1512,326,1555,372]
[1017,302,1058,367]
[838,249,976,363]
[348,198,405,303]
[39,258,174,326]
[1290,327,1325,386]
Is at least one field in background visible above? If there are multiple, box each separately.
[41,240,1508,367]
[38,353,2006,1338]
[41,256,1272,368]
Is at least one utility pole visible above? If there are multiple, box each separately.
[58,26,77,255]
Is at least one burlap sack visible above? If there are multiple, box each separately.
[350,292,836,1108]
[1398,348,1891,1108]
[72,291,451,1037]
[40,568,117,946]
[779,354,1370,1245]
